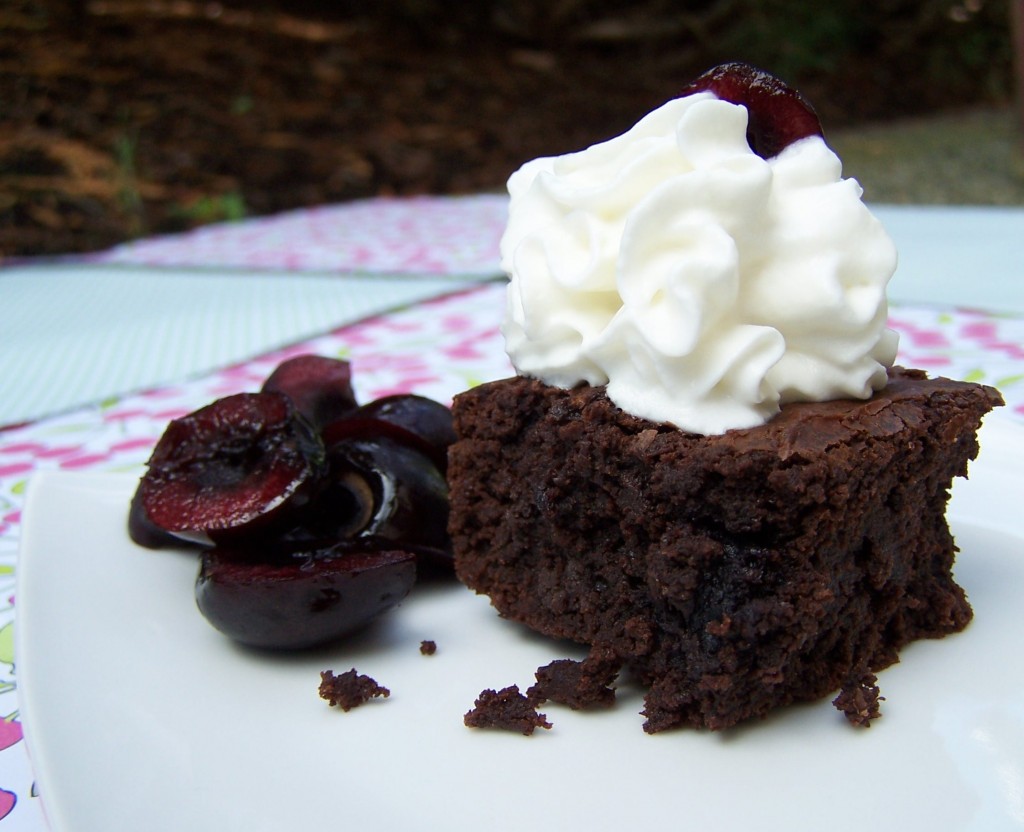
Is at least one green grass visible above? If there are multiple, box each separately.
[829,106,1024,205]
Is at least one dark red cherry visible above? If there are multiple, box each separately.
[345,394,456,473]
[322,401,454,477]
[134,362,457,649]
[681,62,823,159]
[195,542,417,650]
[127,485,185,549]
[261,354,358,429]
[140,392,325,545]
[296,435,451,567]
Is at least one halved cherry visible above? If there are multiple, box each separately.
[139,391,325,545]
[342,394,456,473]
[290,433,452,571]
[681,62,824,159]
[261,354,358,429]
[195,542,417,650]
[132,358,457,649]
[127,486,184,549]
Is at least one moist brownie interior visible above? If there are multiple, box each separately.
[448,367,1003,732]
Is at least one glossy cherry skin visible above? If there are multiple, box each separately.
[343,394,456,472]
[196,542,417,650]
[128,485,198,549]
[681,62,824,159]
[134,356,456,648]
[140,391,325,545]
[290,434,452,566]
[261,354,358,429]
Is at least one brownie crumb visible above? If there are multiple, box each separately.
[319,668,390,711]
[464,685,553,735]
[420,640,437,655]
[527,652,620,710]
[833,672,884,727]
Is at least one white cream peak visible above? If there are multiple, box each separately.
[500,93,898,435]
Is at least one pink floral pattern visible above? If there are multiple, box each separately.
[2,196,1022,829]
[85,195,509,275]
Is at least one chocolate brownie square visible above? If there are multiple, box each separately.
[448,368,1002,731]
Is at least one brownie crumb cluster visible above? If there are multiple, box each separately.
[833,672,884,727]
[463,685,552,735]
[527,653,620,711]
[319,668,390,711]
[419,639,437,655]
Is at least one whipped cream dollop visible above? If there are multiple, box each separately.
[500,93,899,435]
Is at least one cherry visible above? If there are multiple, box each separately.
[681,62,823,159]
[192,434,448,649]
[287,435,452,570]
[349,394,455,453]
[127,486,187,549]
[261,354,358,429]
[131,353,456,650]
[323,394,455,478]
[195,542,417,650]
[327,435,450,557]
[139,391,325,545]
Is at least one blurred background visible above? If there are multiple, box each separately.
[3,0,1022,257]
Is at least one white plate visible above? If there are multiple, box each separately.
[17,417,1024,832]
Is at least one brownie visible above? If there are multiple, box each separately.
[527,654,619,711]
[448,367,1003,732]
[464,685,552,735]
[832,671,884,727]
[318,668,390,711]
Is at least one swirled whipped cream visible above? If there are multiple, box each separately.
[500,92,899,435]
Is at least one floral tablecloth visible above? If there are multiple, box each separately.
[1,196,1022,829]
[84,194,509,275]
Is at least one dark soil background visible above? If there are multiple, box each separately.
[2,0,1016,257]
